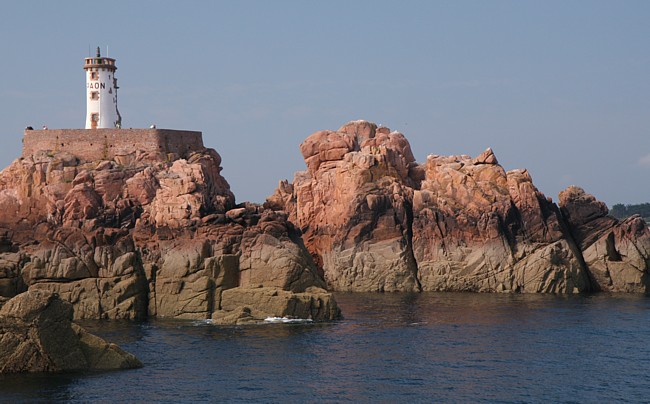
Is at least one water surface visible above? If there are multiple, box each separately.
[2,292,650,402]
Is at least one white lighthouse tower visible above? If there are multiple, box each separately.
[84,47,121,129]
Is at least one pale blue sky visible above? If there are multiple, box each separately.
[1,1,648,206]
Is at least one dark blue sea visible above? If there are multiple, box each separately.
[2,292,650,403]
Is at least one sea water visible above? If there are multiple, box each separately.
[2,292,650,403]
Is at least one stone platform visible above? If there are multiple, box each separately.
[22,128,204,163]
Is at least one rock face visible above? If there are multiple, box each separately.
[559,186,650,292]
[211,286,341,325]
[268,120,650,293]
[268,122,421,292]
[411,154,587,293]
[0,139,339,323]
[0,289,141,373]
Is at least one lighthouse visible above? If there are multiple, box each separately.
[84,47,121,129]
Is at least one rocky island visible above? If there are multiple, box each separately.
[0,120,648,325]
[0,120,649,373]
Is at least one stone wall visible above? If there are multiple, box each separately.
[22,129,204,163]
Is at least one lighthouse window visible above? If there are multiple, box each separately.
[91,113,99,122]
[90,92,99,100]
[90,72,98,80]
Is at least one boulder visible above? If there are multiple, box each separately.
[0,290,141,373]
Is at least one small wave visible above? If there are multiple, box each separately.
[191,319,214,326]
[263,317,314,324]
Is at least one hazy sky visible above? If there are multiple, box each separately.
[1,1,648,206]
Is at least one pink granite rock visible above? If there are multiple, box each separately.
[281,121,421,292]
[0,142,339,323]
[269,120,650,294]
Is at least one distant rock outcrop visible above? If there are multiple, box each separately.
[0,289,141,373]
[0,136,340,323]
[268,120,650,293]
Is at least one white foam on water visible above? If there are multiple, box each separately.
[263,317,314,324]
[189,318,315,326]
[191,319,214,326]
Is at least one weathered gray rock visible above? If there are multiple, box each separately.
[211,286,340,324]
[560,186,650,292]
[146,209,332,322]
[0,290,141,373]
[238,210,327,292]
[151,244,239,320]
[18,227,149,320]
